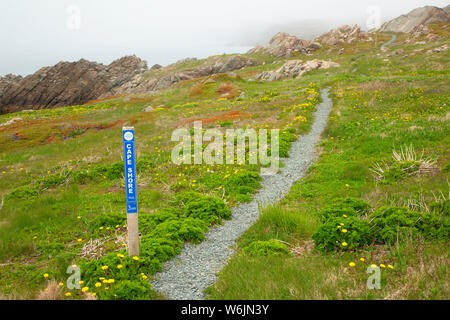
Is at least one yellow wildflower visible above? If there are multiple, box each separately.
[349,262,356,267]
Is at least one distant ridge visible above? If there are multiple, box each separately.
[380,5,450,33]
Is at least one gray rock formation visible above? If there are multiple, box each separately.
[0,54,257,114]
[316,25,373,45]
[380,6,450,33]
[247,32,321,58]
[0,55,148,114]
[254,59,339,81]
[109,55,257,96]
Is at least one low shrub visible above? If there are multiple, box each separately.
[371,206,449,243]
[101,280,155,300]
[224,171,261,203]
[243,240,291,257]
[319,197,370,222]
[91,162,124,180]
[36,171,70,190]
[8,185,38,199]
[149,218,208,243]
[184,197,231,224]
[313,198,450,252]
[312,216,373,252]
[88,212,126,231]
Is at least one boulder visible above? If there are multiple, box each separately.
[254,59,340,81]
[426,44,449,54]
[248,32,319,58]
[0,117,22,127]
[150,64,162,70]
[317,25,373,46]
[212,55,256,73]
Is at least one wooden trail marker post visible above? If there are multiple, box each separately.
[123,127,139,257]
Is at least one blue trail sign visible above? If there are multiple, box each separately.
[123,127,138,214]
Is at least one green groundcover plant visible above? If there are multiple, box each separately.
[312,198,449,252]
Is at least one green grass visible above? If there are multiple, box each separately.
[0,26,449,300]
[206,28,450,300]
[0,58,324,299]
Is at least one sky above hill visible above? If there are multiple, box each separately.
[0,0,448,76]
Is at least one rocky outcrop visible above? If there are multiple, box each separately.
[150,64,162,70]
[426,44,449,54]
[405,23,445,43]
[316,25,373,46]
[247,32,321,58]
[110,55,257,96]
[0,74,23,99]
[0,117,22,127]
[254,59,339,81]
[380,6,450,33]
[0,55,148,114]
[0,54,258,114]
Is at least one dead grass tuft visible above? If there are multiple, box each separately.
[36,280,63,300]
[427,112,450,122]
[80,232,127,259]
[291,240,314,257]
[370,145,438,181]
[359,81,399,92]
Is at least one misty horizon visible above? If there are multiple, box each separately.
[1,0,448,77]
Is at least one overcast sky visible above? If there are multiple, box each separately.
[0,0,448,76]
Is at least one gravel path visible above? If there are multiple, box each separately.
[151,88,332,300]
[381,34,397,48]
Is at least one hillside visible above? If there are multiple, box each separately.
[380,5,450,32]
[0,7,449,301]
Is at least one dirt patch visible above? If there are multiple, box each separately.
[97,186,122,194]
[291,240,314,257]
[84,94,125,105]
[186,110,251,124]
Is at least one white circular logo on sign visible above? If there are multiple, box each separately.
[124,132,134,141]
